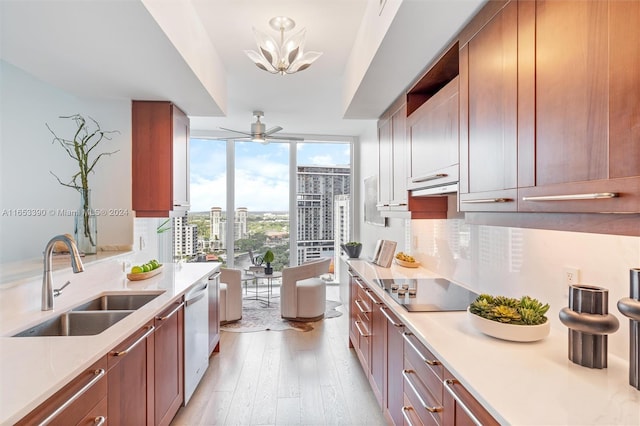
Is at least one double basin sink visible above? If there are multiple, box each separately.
[13,292,164,337]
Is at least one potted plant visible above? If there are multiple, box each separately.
[467,294,551,342]
[262,249,275,274]
[341,241,362,259]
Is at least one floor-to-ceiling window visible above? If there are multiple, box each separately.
[177,137,353,273]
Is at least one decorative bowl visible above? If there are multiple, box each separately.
[394,258,420,268]
[467,308,550,342]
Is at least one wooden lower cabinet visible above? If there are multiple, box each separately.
[107,321,155,426]
[208,271,221,355]
[348,273,500,425]
[403,332,444,426]
[16,356,108,426]
[443,369,499,426]
[154,300,184,426]
[382,306,404,426]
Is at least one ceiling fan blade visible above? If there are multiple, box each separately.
[266,135,304,142]
[219,127,252,136]
[264,126,283,136]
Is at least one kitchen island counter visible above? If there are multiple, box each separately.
[347,258,639,425]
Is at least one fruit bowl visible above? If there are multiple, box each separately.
[127,264,164,281]
[394,258,420,268]
[467,308,550,342]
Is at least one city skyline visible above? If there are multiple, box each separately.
[189,139,351,212]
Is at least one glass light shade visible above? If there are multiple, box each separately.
[245,19,322,75]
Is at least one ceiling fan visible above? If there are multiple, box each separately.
[220,111,303,144]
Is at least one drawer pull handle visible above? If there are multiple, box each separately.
[354,299,371,314]
[403,332,440,366]
[38,368,106,426]
[401,406,416,426]
[444,379,483,426]
[94,416,106,426]
[380,306,403,327]
[354,278,367,290]
[112,325,155,357]
[156,301,184,321]
[522,192,618,201]
[412,173,448,183]
[354,320,370,338]
[402,369,443,413]
[461,198,513,204]
[364,288,383,305]
[376,203,389,208]
[389,202,408,207]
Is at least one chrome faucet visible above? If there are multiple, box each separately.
[42,235,85,310]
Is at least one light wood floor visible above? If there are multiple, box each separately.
[171,285,385,426]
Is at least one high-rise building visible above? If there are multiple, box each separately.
[173,213,198,258]
[208,207,249,250]
[296,165,350,264]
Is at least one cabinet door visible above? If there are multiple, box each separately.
[132,101,190,217]
[391,104,409,210]
[108,322,155,426]
[16,356,108,426]
[459,1,518,212]
[208,272,221,355]
[408,77,459,191]
[172,105,190,210]
[443,370,499,426]
[154,301,184,426]
[382,306,404,426]
[518,0,640,213]
[377,116,393,210]
[368,289,385,407]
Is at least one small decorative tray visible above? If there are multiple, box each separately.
[127,265,164,281]
[395,258,420,268]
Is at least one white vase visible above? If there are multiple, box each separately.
[467,308,550,342]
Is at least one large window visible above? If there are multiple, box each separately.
[179,137,352,273]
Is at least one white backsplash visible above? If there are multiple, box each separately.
[411,219,640,360]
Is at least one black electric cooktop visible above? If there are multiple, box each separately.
[375,278,478,312]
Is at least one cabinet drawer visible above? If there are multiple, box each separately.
[17,356,108,426]
[77,396,107,426]
[403,358,443,426]
[403,332,443,401]
[402,394,426,426]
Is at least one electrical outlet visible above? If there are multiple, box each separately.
[564,267,580,286]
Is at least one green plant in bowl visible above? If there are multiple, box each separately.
[469,294,550,325]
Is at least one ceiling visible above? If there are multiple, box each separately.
[0,0,486,139]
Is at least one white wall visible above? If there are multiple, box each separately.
[0,60,133,263]
[358,120,640,360]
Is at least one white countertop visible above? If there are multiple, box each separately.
[0,261,220,425]
[347,259,640,426]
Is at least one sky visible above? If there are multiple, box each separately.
[189,139,351,212]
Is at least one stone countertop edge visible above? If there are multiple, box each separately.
[346,258,640,426]
[0,262,220,425]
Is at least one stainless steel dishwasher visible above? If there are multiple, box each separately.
[184,279,209,404]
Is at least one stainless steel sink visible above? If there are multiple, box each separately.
[72,292,162,312]
[13,310,133,337]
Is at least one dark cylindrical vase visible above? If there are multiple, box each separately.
[617,268,640,389]
[559,285,620,369]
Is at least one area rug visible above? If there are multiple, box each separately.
[221,298,342,333]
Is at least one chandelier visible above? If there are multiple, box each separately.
[245,16,322,75]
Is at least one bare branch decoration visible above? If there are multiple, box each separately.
[47,114,120,247]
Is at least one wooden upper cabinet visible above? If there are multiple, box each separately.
[132,101,190,217]
[377,97,408,212]
[459,0,518,212]
[408,76,459,192]
[518,0,640,213]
